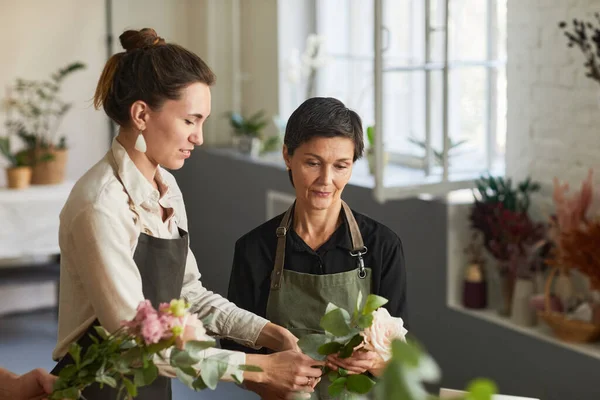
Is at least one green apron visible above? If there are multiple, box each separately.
[266,201,372,400]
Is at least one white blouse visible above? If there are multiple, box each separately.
[53,139,268,378]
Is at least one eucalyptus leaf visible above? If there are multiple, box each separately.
[321,308,353,337]
[171,348,200,369]
[175,366,197,390]
[346,374,376,394]
[193,375,208,390]
[339,334,364,359]
[328,377,347,398]
[357,314,374,329]
[95,374,117,388]
[362,294,388,315]
[318,341,343,355]
[200,357,228,390]
[297,333,331,361]
[238,364,263,372]
[185,340,217,354]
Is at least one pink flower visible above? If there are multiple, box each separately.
[362,308,407,362]
[141,312,165,345]
[175,314,208,350]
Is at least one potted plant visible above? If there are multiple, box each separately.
[4,61,86,184]
[408,136,468,169]
[0,136,31,189]
[469,175,545,316]
[365,126,389,175]
[228,110,269,158]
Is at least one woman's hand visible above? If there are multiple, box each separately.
[255,323,301,353]
[245,350,324,394]
[0,367,57,400]
[326,349,386,376]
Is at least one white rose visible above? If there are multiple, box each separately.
[362,308,408,362]
[175,314,210,350]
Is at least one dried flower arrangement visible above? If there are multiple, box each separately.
[548,169,600,289]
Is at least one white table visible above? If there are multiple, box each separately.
[0,181,74,265]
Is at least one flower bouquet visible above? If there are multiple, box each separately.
[50,299,260,399]
[298,293,496,400]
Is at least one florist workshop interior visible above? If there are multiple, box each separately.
[1,1,600,400]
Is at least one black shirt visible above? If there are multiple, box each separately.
[221,208,408,354]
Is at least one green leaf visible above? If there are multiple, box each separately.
[321,308,353,337]
[175,366,197,390]
[339,334,365,359]
[122,376,138,397]
[346,374,376,395]
[297,333,331,361]
[328,377,347,398]
[391,340,420,368]
[58,364,78,380]
[231,370,244,385]
[96,374,117,388]
[193,375,208,390]
[145,337,175,354]
[185,340,217,354]
[134,363,158,387]
[93,325,110,340]
[357,314,374,329]
[238,364,263,372]
[170,348,200,368]
[362,294,388,315]
[68,343,81,368]
[81,344,99,368]
[338,368,349,377]
[49,387,80,400]
[465,378,498,400]
[200,357,229,390]
[318,341,343,355]
[328,370,340,381]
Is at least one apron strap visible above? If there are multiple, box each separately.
[270,200,367,290]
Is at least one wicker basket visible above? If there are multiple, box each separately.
[538,266,600,343]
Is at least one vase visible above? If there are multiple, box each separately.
[236,136,261,158]
[462,263,487,309]
[498,269,515,317]
[510,278,536,326]
[5,166,32,189]
[30,147,68,185]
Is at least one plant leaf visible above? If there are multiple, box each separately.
[68,343,81,368]
[297,333,331,361]
[185,340,216,354]
[96,374,117,388]
[122,376,138,397]
[339,334,365,359]
[346,374,376,394]
[357,314,374,329]
[465,378,497,400]
[328,377,347,398]
[200,357,229,390]
[321,308,353,337]
[238,364,263,372]
[318,341,343,355]
[362,294,388,315]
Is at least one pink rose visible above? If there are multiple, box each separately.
[362,308,407,362]
[175,314,208,350]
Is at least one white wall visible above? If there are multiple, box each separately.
[506,0,600,202]
[0,0,109,186]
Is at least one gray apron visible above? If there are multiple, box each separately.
[266,201,372,400]
[52,157,188,400]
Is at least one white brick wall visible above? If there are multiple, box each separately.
[507,0,600,200]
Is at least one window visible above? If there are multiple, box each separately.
[279,0,507,201]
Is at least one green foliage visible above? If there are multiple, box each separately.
[473,175,540,213]
[228,110,269,138]
[408,136,469,166]
[4,61,85,150]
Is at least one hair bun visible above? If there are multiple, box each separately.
[120,28,165,52]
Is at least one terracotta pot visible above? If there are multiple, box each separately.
[6,166,32,189]
[30,147,68,185]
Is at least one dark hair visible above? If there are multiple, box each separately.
[93,28,216,126]
[284,97,364,185]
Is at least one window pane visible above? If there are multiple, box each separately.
[382,71,426,156]
[494,65,507,171]
[448,0,488,61]
[448,67,487,173]
[382,0,425,67]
